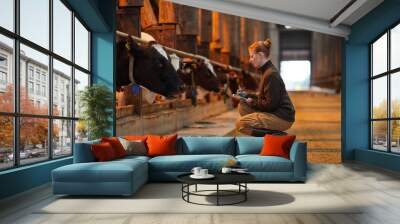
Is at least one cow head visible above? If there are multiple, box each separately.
[178,58,220,92]
[116,37,185,98]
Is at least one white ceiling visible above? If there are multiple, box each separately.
[228,0,352,22]
[170,0,384,38]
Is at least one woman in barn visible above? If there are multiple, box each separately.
[233,38,295,136]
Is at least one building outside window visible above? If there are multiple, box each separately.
[28,81,34,94]
[0,0,91,170]
[35,70,40,81]
[0,54,7,90]
[41,73,46,83]
[35,83,40,95]
[28,66,34,80]
[41,85,46,97]
[0,54,7,67]
[370,22,400,154]
[0,71,6,84]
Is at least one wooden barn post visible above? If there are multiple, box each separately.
[117,0,144,37]
[144,0,177,48]
[220,14,231,65]
[176,4,199,53]
[197,9,212,58]
[210,12,222,61]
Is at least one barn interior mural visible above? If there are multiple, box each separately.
[115,0,342,163]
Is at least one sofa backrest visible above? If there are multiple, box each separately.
[73,139,100,163]
[235,137,264,155]
[74,136,270,162]
[177,136,236,155]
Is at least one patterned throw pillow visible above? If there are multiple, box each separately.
[119,138,147,156]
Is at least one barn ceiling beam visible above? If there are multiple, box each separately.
[170,0,351,38]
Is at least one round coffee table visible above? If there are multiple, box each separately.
[177,173,255,206]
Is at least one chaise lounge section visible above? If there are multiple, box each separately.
[52,136,307,196]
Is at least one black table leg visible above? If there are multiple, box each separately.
[216,184,219,206]
[195,184,198,192]
[187,184,190,202]
[245,183,247,201]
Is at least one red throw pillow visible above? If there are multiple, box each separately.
[101,137,126,158]
[260,134,296,159]
[91,142,117,161]
[146,134,177,157]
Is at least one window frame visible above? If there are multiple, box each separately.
[370,19,400,154]
[0,0,92,171]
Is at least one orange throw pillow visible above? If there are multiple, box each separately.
[260,134,296,159]
[146,134,178,157]
[91,142,117,161]
[101,137,126,158]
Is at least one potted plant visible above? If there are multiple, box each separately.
[79,84,113,140]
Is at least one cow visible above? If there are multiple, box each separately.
[178,58,220,93]
[116,37,185,98]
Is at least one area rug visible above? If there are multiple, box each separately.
[37,183,362,214]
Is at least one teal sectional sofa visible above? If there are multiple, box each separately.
[52,136,307,196]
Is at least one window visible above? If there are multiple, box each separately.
[0,71,6,85]
[370,23,400,154]
[42,85,46,97]
[53,119,72,158]
[0,55,7,67]
[0,116,13,170]
[35,70,41,81]
[0,0,91,170]
[35,84,40,95]
[53,0,72,60]
[0,0,14,32]
[74,17,90,70]
[280,60,311,90]
[28,67,34,80]
[20,0,49,49]
[28,81,34,94]
[53,59,72,117]
[0,34,13,113]
[74,69,89,118]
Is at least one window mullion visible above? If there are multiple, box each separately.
[13,0,21,167]
[388,30,391,153]
[49,0,54,160]
[71,11,76,154]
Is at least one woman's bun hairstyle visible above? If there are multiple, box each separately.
[248,38,272,57]
[263,38,272,48]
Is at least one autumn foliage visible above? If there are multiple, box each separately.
[372,99,400,141]
[0,85,59,151]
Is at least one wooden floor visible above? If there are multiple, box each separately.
[1,162,400,224]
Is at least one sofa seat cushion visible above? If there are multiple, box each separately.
[53,159,147,183]
[116,155,150,163]
[236,155,293,172]
[149,154,235,172]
